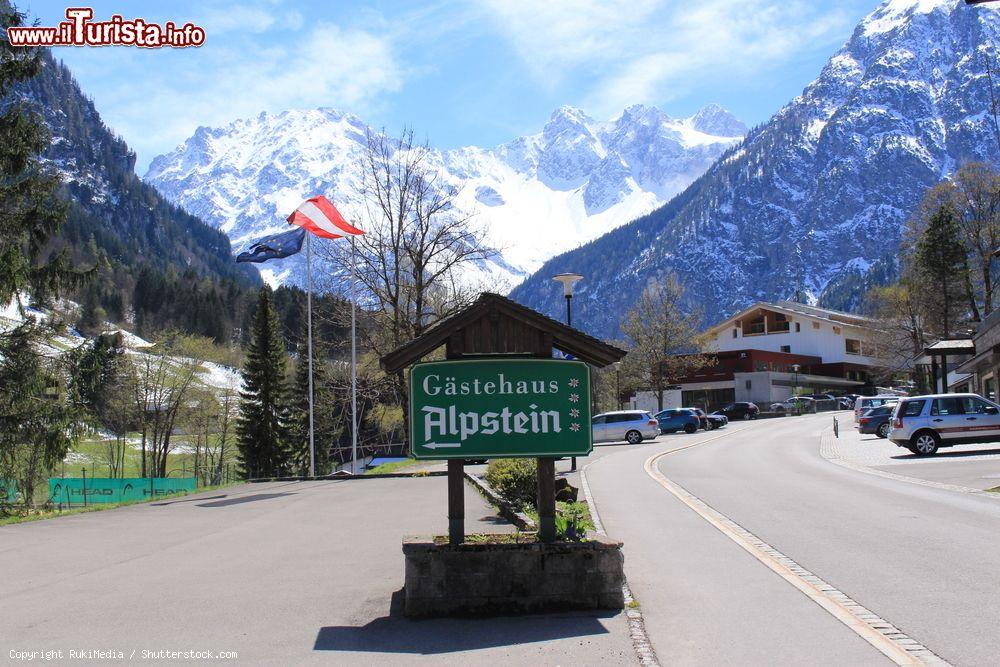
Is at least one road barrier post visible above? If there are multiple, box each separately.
[833,416,839,438]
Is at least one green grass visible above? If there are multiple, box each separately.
[67,433,235,479]
[0,481,246,527]
[364,458,426,475]
[987,486,1000,494]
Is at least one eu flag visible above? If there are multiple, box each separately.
[236,227,306,263]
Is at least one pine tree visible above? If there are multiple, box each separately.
[0,5,85,306]
[287,330,341,476]
[236,288,291,478]
[915,205,968,338]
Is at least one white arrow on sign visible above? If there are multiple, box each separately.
[423,442,461,450]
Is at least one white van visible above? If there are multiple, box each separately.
[854,395,900,423]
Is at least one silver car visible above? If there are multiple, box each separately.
[888,393,1000,456]
[592,411,660,444]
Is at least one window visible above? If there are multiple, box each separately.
[845,339,861,355]
[746,317,765,335]
[745,380,752,390]
[931,397,964,416]
[795,322,801,332]
[901,400,925,417]
[833,326,842,334]
[592,415,606,424]
[986,376,997,402]
[812,322,820,330]
[961,397,991,414]
[780,345,791,353]
[733,328,738,338]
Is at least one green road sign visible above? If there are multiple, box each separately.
[48,477,196,504]
[409,359,592,460]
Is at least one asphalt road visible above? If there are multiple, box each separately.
[585,414,1000,666]
[1,477,633,665]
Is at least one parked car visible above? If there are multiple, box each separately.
[592,411,660,444]
[836,396,855,410]
[655,409,701,435]
[770,396,815,413]
[857,405,895,438]
[854,395,899,422]
[713,402,759,420]
[683,407,727,430]
[800,393,836,402]
[889,393,1000,456]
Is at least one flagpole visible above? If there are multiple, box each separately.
[350,236,358,475]
[307,232,316,478]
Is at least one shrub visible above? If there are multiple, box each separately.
[484,458,537,509]
[556,501,595,541]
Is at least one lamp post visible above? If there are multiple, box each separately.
[792,364,801,415]
[553,273,584,326]
[553,273,584,471]
[615,361,622,411]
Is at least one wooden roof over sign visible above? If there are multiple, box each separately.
[380,293,627,373]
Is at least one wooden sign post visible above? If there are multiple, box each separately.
[381,293,626,545]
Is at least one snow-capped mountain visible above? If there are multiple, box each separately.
[144,104,744,287]
[511,0,1000,338]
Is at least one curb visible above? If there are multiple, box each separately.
[248,470,447,483]
[644,445,950,666]
[580,461,659,667]
[463,472,536,531]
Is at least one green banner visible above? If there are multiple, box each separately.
[48,477,196,504]
[409,359,592,460]
[0,479,17,503]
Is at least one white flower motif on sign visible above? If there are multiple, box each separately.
[568,378,579,388]
[570,423,580,432]
[569,393,579,403]
[570,408,580,418]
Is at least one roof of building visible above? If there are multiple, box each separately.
[379,292,627,372]
[924,339,976,354]
[705,300,874,335]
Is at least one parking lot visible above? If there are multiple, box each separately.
[825,412,1000,491]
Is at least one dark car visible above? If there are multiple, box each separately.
[713,402,759,420]
[683,407,717,430]
[655,409,701,434]
[858,405,894,438]
[683,407,727,430]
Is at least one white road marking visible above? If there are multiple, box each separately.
[643,422,950,666]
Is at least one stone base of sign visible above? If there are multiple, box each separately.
[401,534,625,617]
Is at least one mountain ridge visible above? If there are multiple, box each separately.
[144,102,745,288]
[509,0,1000,338]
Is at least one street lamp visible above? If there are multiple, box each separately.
[553,273,584,326]
[615,361,622,411]
[791,363,801,414]
[553,273,584,471]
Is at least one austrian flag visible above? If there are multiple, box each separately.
[287,195,364,239]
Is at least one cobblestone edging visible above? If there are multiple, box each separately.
[580,462,659,667]
[645,448,951,667]
[818,428,999,500]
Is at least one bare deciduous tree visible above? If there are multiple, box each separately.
[620,275,712,411]
[319,127,498,359]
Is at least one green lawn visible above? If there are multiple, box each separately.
[64,433,237,480]
[364,458,423,475]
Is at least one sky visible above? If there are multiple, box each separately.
[19,0,884,173]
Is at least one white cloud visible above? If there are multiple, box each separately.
[483,0,863,115]
[61,16,402,170]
